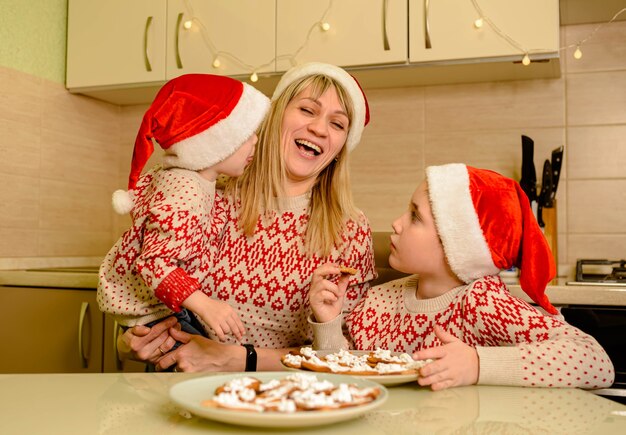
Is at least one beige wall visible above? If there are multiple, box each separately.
[1,21,625,275]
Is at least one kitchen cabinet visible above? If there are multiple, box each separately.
[67,0,275,90]
[167,0,275,78]
[0,286,104,373]
[276,0,407,71]
[66,0,167,89]
[408,0,559,63]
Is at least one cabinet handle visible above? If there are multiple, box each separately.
[143,16,153,72]
[424,0,432,49]
[78,302,90,369]
[175,12,184,69]
[113,320,123,371]
[382,0,390,51]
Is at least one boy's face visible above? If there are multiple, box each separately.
[216,133,257,177]
[389,181,448,276]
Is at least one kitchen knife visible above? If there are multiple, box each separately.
[519,135,537,203]
[536,159,553,227]
[546,145,564,207]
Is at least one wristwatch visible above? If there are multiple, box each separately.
[243,344,257,372]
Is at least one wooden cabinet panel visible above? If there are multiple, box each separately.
[166,0,276,78]
[0,287,103,373]
[276,0,408,71]
[67,0,167,88]
[409,0,559,63]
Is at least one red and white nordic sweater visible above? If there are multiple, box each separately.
[98,167,218,326]
[311,275,614,388]
[201,190,376,348]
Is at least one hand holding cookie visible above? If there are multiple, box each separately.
[309,263,353,323]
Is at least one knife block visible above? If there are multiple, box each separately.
[542,200,558,277]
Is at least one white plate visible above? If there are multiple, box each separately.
[282,350,421,387]
[169,372,388,428]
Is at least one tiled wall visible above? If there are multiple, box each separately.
[1,21,624,275]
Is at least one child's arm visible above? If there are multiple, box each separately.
[182,291,245,342]
[309,263,351,323]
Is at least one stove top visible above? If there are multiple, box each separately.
[575,259,626,284]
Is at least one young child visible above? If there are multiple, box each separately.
[98,74,270,345]
[309,163,615,390]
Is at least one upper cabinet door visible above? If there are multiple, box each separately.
[409,0,559,63]
[67,0,167,88]
[166,0,276,79]
[276,0,408,72]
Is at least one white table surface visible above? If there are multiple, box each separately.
[0,372,624,434]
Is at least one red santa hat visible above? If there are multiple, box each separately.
[426,163,557,314]
[271,62,370,152]
[113,73,270,214]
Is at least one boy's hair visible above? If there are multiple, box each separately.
[227,75,358,257]
[426,163,557,314]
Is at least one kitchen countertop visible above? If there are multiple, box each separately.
[1,268,625,306]
[507,278,626,307]
[0,372,624,434]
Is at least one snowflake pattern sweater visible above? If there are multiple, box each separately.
[201,189,377,349]
[311,275,614,388]
[98,167,218,326]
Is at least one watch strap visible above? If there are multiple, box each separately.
[243,344,257,372]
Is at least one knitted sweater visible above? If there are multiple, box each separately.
[311,275,614,388]
[98,167,218,326]
[201,189,376,349]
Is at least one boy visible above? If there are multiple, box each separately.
[98,74,269,345]
[309,163,614,390]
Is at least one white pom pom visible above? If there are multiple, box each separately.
[112,189,134,214]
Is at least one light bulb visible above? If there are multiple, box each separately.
[212,58,221,68]
[474,18,484,29]
[574,46,583,59]
[183,20,193,30]
[250,72,259,82]
[320,22,331,31]
[522,54,531,66]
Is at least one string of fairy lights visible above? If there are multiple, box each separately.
[179,0,626,81]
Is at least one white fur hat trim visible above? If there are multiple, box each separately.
[426,163,499,282]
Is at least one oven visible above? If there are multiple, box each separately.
[562,259,626,404]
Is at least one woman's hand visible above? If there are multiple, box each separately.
[309,263,350,323]
[155,328,246,372]
[413,325,479,391]
[117,316,179,363]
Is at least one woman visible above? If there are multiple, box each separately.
[118,62,376,372]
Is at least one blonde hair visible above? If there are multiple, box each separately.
[226,74,359,257]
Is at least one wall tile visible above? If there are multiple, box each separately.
[567,125,626,179]
[41,81,120,143]
[39,179,113,232]
[567,235,626,263]
[38,230,112,257]
[566,71,626,125]
[1,118,41,177]
[0,229,38,257]
[425,78,565,132]
[0,66,42,127]
[567,179,626,233]
[564,21,626,74]
[0,173,39,229]
[363,87,425,136]
[351,133,423,231]
[40,128,120,188]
